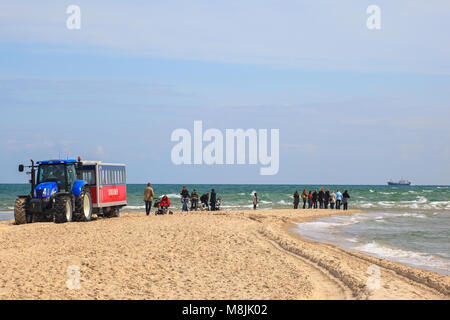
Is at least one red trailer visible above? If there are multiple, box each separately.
[79,160,127,217]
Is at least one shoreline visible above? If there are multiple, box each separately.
[0,209,448,299]
[288,211,450,277]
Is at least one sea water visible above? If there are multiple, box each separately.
[1,184,449,275]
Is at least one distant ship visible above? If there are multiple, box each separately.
[387,179,411,186]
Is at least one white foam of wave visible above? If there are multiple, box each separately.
[358,202,376,208]
[354,242,450,271]
[124,206,145,210]
[397,213,427,219]
[166,193,181,199]
[377,201,395,207]
[277,200,290,205]
[379,192,395,195]
[295,218,359,231]
[259,200,272,204]
[369,189,375,193]
[221,204,253,209]
[374,215,387,223]
[416,196,428,204]
[429,201,450,209]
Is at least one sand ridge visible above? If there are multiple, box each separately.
[0,209,448,300]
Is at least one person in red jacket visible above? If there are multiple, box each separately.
[159,195,171,208]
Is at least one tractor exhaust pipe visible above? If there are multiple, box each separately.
[30,159,36,197]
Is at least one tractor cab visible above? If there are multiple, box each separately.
[35,160,79,197]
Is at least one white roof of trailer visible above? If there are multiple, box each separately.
[81,160,126,167]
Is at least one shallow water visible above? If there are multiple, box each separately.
[293,210,450,276]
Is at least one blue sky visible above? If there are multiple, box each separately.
[1,1,449,184]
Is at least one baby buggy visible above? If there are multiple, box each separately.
[215,198,222,211]
[154,195,174,215]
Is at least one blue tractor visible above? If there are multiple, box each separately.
[15,159,93,224]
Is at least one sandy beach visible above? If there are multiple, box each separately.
[0,209,448,300]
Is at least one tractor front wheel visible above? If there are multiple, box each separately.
[74,187,93,222]
[54,196,73,224]
[14,197,29,225]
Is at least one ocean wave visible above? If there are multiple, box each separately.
[166,193,181,199]
[221,204,254,209]
[354,242,450,271]
[397,213,427,219]
[350,196,450,211]
[124,206,145,210]
[358,202,376,208]
[295,218,360,231]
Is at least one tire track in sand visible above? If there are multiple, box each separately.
[255,232,354,300]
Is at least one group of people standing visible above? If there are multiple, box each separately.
[180,186,221,212]
[293,188,351,210]
[144,183,222,215]
[144,183,351,214]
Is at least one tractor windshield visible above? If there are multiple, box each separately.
[38,164,66,187]
[37,164,77,192]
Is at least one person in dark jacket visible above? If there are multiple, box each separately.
[318,188,325,209]
[190,189,199,211]
[301,189,308,209]
[342,190,350,211]
[180,186,190,212]
[312,189,318,209]
[210,189,217,211]
[324,189,330,209]
[293,190,300,209]
[200,193,209,210]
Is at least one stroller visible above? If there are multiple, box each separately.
[154,195,174,215]
[215,198,222,211]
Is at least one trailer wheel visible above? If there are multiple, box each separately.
[74,187,93,222]
[104,207,120,218]
[54,196,73,224]
[112,207,120,218]
[14,197,29,225]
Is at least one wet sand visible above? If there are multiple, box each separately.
[0,209,448,300]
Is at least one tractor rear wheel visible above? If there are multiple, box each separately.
[74,187,93,222]
[14,197,29,225]
[54,196,73,224]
